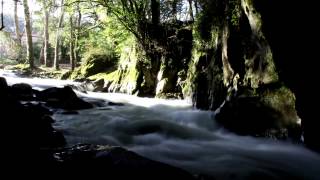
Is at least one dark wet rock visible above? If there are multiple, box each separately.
[108,102,125,106]
[41,144,196,179]
[216,96,301,140]
[11,83,34,100]
[67,84,89,93]
[0,94,66,150]
[156,92,184,99]
[25,103,53,116]
[60,70,72,80]
[0,77,8,93]
[37,86,93,110]
[92,78,104,92]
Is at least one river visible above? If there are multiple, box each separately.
[1,70,320,180]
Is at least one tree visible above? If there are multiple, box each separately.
[188,0,194,21]
[0,0,4,30]
[14,0,22,45]
[194,0,199,15]
[42,0,50,67]
[69,14,75,70]
[22,0,34,68]
[73,2,81,64]
[53,0,65,70]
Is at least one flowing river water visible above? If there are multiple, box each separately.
[1,70,320,180]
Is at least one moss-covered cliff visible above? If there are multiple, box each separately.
[74,22,193,98]
[184,0,301,139]
[66,0,319,149]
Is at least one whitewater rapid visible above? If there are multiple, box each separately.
[1,70,320,180]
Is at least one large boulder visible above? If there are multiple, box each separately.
[69,49,118,80]
[41,144,196,179]
[0,77,8,94]
[215,86,301,140]
[11,83,34,101]
[37,86,93,110]
[0,86,66,150]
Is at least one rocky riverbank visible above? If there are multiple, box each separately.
[0,76,197,179]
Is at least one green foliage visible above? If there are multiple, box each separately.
[10,63,32,73]
[0,58,18,66]
[0,31,24,62]
[229,0,241,27]
[195,0,224,41]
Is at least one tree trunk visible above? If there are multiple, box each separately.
[69,15,75,70]
[188,0,194,21]
[39,44,44,64]
[53,0,65,70]
[14,0,22,45]
[221,0,234,87]
[0,0,4,30]
[151,0,160,25]
[43,0,49,67]
[14,0,23,61]
[194,0,199,15]
[74,3,81,65]
[22,0,34,68]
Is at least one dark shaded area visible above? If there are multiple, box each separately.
[192,0,318,151]
[193,55,210,110]
[0,77,198,179]
[41,144,196,179]
[255,0,319,151]
[136,21,193,97]
[227,8,252,80]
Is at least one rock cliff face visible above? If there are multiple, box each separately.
[183,0,300,139]
[82,22,193,99]
[69,0,318,149]
[253,0,319,151]
[187,0,318,148]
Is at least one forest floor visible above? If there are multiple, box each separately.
[0,63,70,79]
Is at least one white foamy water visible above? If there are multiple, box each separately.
[2,70,320,179]
[0,70,81,90]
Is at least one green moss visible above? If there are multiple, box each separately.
[264,49,279,83]
[11,63,30,71]
[87,43,140,94]
[70,67,83,80]
[242,0,263,34]
[262,86,295,109]
[60,70,72,80]
[230,0,242,27]
[260,85,298,125]
[183,48,201,97]
[80,48,118,77]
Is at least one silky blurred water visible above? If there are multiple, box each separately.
[2,70,320,180]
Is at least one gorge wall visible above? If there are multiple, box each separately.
[68,0,319,151]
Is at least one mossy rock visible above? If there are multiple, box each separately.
[259,84,298,126]
[216,83,300,140]
[60,70,72,80]
[80,49,118,77]
[156,92,183,99]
